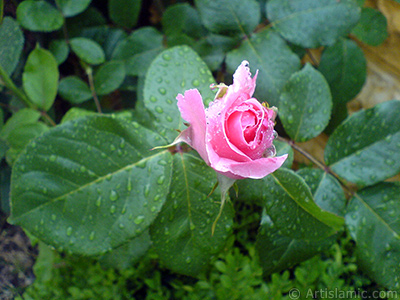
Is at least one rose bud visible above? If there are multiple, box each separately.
[166,60,288,233]
[175,60,287,180]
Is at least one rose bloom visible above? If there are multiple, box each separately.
[175,60,287,180]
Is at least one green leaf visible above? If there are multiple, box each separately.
[356,0,365,6]
[150,153,233,276]
[23,47,59,111]
[195,0,260,36]
[257,168,345,275]
[239,168,344,240]
[58,76,92,104]
[352,7,388,46]
[325,102,348,135]
[256,213,336,276]
[143,46,215,142]
[0,107,3,130]
[226,29,300,106]
[60,107,97,123]
[94,61,126,96]
[70,37,105,65]
[346,183,400,290]
[162,3,206,39]
[206,34,239,53]
[0,139,8,162]
[267,0,361,48]
[324,100,400,187]
[6,122,49,165]
[193,39,224,71]
[0,17,24,75]
[273,140,294,169]
[296,169,346,217]
[10,116,172,255]
[7,122,49,150]
[112,27,164,77]
[17,0,64,32]
[279,63,332,142]
[48,39,69,65]
[80,26,127,61]
[108,0,141,29]
[319,38,366,105]
[99,230,151,270]
[56,0,92,17]
[0,108,41,140]
[66,7,106,37]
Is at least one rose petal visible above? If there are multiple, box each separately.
[232,60,258,97]
[176,89,208,163]
[213,154,288,179]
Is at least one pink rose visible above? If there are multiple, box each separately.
[175,60,287,179]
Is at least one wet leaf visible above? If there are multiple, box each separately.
[10,116,172,255]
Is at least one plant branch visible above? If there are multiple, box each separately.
[86,67,102,114]
[54,1,70,43]
[277,136,327,171]
[306,49,319,66]
[0,64,57,126]
[277,136,355,198]
[0,64,34,109]
[41,111,57,127]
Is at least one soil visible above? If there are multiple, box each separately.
[0,212,37,300]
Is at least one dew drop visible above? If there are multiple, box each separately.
[133,215,145,225]
[158,88,166,95]
[385,159,395,166]
[157,175,165,185]
[110,205,116,214]
[66,227,72,236]
[137,160,147,169]
[110,190,118,201]
[287,115,294,124]
[89,231,95,241]
[155,106,164,114]
[96,196,102,207]
[144,184,150,197]
[192,79,200,87]
[49,155,56,162]
[158,159,167,166]
[185,257,192,263]
[154,195,161,202]
[150,96,157,103]
[110,144,116,151]
[162,53,171,61]
[127,178,132,191]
